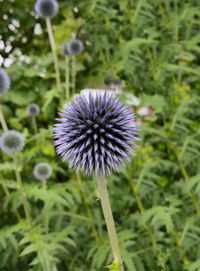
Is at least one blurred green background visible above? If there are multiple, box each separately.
[0,0,200,270]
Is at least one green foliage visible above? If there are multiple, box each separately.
[0,0,200,270]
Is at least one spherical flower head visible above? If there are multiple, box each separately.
[34,0,58,19]
[66,39,84,56]
[0,69,11,95]
[34,162,52,181]
[54,93,140,176]
[0,130,25,155]
[26,103,40,117]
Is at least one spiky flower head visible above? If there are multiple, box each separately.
[26,103,40,117]
[0,130,25,154]
[66,39,84,56]
[34,162,52,181]
[54,93,140,176]
[34,0,58,18]
[0,69,11,95]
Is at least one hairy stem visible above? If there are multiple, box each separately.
[97,173,124,271]
[0,104,8,131]
[65,55,70,99]
[129,177,166,271]
[71,55,76,94]
[46,18,61,93]
[13,155,33,231]
[77,173,99,242]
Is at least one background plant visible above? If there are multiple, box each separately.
[0,0,200,270]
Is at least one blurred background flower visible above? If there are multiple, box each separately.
[34,162,52,181]
[66,39,84,56]
[26,103,40,117]
[0,130,24,154]
[34,0,58,19]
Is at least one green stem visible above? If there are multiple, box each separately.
[42,179,49,234]
[0,104,8,131]
[1,176,21,221]
[71,55,76,94]
[158,1,166,19]
[174,146,200,216]
[65,55,70,99]
[97,173,124,271]
[46,18,61,93]
[99,49,106,65]
[173,228,188,265]
[42,179,46,190]
[32,116,37,134]
[77,173,99,242]
[128,177,166,271]
[2,183,9,196]
[13,155,33,231]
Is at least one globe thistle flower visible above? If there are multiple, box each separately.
[26,103,40,117]
[0,130,25,154]
[34,162,52,181]
[66,39,84,56]
[54,92,140,176]
[34,0,58,19]
[80,89,115,102]
[0,69,11,95]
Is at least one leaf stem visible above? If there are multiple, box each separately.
[97,173,124,271]
[46,18,61,93]
[13,154,33,231]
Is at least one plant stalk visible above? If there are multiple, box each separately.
[173,228,188,264]
[128,177,166,271]
[1,182,21,221]
[46,18,61,93]
[42,179,49,234]
[174,146,200,216]
[32,116,38,134]
[71,55,76,94]
[97,173,124,271]
[13,155,33,231]
[65,55,70,99]
[0,104,8,131]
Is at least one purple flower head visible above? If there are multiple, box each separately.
[34,0,58,19]
[53,93,140,176]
